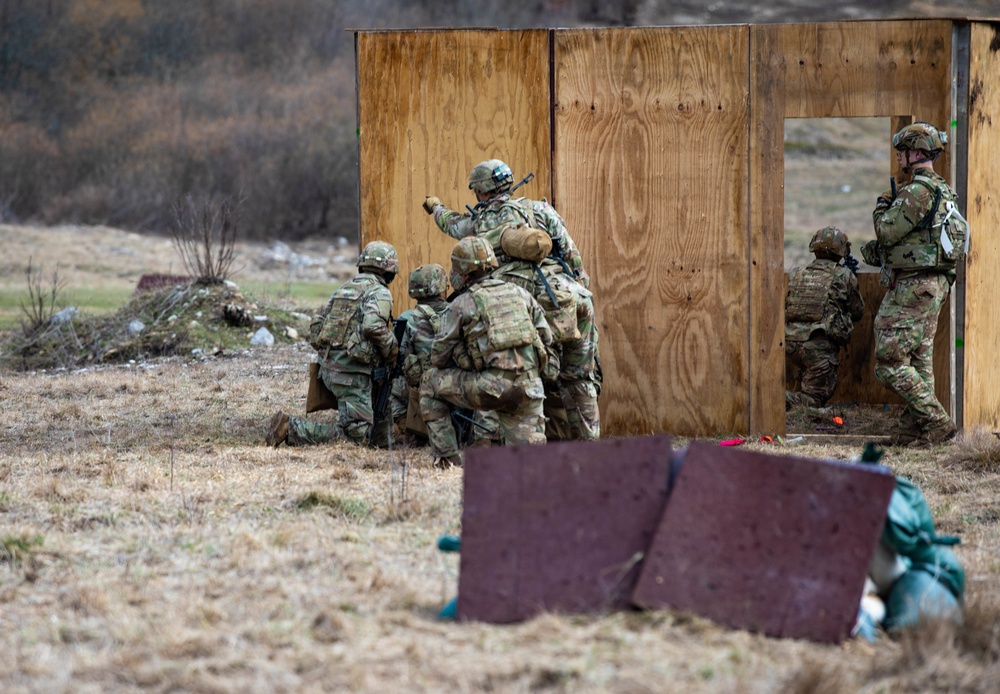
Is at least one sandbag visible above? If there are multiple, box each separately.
[500,224,552,263]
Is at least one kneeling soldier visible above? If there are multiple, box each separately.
[419,237,552,467]
[785,226,864,409]
[266,241,399,448]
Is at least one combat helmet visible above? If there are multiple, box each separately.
[451,236,498,278]
[891,122,948,155]
[357,240,399,274]
[469,159,514,195]
[808,226,851,259]
[408,263,447,299]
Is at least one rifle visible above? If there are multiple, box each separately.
[843,253,860,276]
[450,407,495,447]
[369,318,409,443]
[466,172,535,221]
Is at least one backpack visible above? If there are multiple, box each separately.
[911,178,970,266]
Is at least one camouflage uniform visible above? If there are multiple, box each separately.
[427,160,600,441]
[282,243,398,448]
[871,171,955,438]
[785,256,864,408]
[419,238,552,461]
[867,123,959,443]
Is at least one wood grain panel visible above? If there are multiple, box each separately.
[750,25,788,436]
[356,30,551,313]
[753,21,954,433]
[963,22,1000,429]
[554,27,750,437]
[780,272,951,406]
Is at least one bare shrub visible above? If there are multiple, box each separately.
[19,257,66,334]
[946,427,1000,472]
[170,193,243,284]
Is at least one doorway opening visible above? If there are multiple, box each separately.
[783,117,899,441]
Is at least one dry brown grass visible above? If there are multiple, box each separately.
[1,344,998,693]
[946,427,1000,473]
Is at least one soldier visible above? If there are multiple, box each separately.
[387,265,449,434]
[862,122,964,446]
[784,226,864,409]
[419,237,552,467]
[393,263,498,444]
[422,159,600,440]
[265,241,399,448]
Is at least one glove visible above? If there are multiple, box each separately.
[422,196,441,215]
[876,188,895,209]
[860,239,881,266]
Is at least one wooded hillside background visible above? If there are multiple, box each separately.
[1,0,993,240]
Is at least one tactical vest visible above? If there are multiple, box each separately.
[497,262,580,344]
[464,279,536,370]
[884,176,967,274]
[786,263,856,343]
[318,275,381,363]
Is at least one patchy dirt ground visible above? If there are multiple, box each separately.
[0,343,999,693]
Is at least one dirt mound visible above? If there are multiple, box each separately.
[1,279,310,371]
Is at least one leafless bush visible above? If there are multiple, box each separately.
[19,257,66,334]
[171,193,243,285]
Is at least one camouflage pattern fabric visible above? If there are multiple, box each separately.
[874,273,952,434]
[420,367,545,457]
[493,260,600,440]
[288,271,397,448]
[313,272,398,372]
[420,276,551,458]
[785,335,841,409]
[286,367,390,447]
[872,171,958,283]
[433,195,589,287]
[785,258,864,345]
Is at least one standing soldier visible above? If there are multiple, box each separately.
[420,237,552,467]
[266,241,399,448]
[785,226,864,409]
[422,159,600,440]
[862,122,965,446]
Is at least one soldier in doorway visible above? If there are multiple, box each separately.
[861,121,965,446]
[785,226,864,409]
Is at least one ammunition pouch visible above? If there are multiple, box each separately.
[883,243,940,272]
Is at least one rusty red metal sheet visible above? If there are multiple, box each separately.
[457,435,673,623]
[632,440,896,643]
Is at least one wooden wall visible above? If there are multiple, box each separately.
[553,27,750,436]
[356,30,551,312]
[752,20,953,433]
[964,22,1000,429]
[356,21,968,437]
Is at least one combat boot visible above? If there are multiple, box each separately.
[909,422,958,448]
[266,411,290,448]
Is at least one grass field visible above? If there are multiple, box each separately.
[1,342,999,692]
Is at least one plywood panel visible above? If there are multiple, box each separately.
[753,21,953,433]
[750,25,789,436]
[553,27,751,437]
[780,272,951,406]
[963,22,1000,429]
[356,30,551,313]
